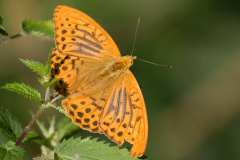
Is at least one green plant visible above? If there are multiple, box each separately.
[0,17,142,160]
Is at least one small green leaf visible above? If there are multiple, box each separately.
[0,141,25,160]
[55,137,138,160]
[0,108,23,143]
[0,16,8,36]
[19,58,49,77]
[42,78,58,88]
[22,20,54,37]
[2,82,41,102]
[19,58,52,86]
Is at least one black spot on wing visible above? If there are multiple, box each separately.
[71,104,78,110]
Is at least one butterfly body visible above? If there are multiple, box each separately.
[51,5,148,157]
[96,55,135,82]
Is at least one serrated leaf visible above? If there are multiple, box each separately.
[33,155,54,160]
[19,58,49,77]
[0,141,24,160]
[0,108,22,144]
[0,16,8,36]
[22,20,54,37]
[19,58,52,86]
[52,117,79,145]
[2,82,41,102]
[33,146,54,160]
[55,137,139,160]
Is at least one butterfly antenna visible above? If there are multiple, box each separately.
[130,17,141,56]
[138,57,173,69]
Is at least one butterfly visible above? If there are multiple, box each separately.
[50,5,148,157]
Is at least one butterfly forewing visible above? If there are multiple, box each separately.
[51,48,105,95]
[51,48,77,93]
[53,5,120,57]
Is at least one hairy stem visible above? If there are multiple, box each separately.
[15,107,44,146]
[15,87,52,146]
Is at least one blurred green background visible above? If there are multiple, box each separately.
[1,0,240,159]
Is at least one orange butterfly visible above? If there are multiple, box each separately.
[50,5,148,157]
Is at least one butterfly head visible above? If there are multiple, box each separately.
[111,55,136,73]
[120,55,136,69]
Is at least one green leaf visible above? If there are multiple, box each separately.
[2,82,41,102]
[0,16,8,36]
[55,137,138,160]
[33,146,54,160]
[0,141,25,160]
[19,58,52,86]
[33,154,54,160]
[22,20,54,37]
[0,108,23,144]
[52,117,79,144]
[19,58,49,77]
[42,78,58,88]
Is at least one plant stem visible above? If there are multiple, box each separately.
[16,87,51,146]
[15,87,63,146]
[0,33,23,44]
[15,107,44,146]
[9,33,23,39]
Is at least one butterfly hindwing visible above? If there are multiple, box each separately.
[62,93,107,133]
[54,5,120,58]
[100,71,148,157]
